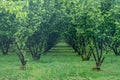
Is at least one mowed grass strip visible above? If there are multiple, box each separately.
[0,42,120,80]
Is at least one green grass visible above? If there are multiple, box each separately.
[0,42,120,80]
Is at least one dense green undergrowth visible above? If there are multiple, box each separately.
[0,42,120,80]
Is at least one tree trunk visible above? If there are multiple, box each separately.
[1,43,10,55]
[0,38,11,55]
[16,42,26,69]
[112,46,120,56]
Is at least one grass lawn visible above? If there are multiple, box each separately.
[0,42,120,80]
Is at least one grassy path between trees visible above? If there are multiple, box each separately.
[0,41,120,80]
